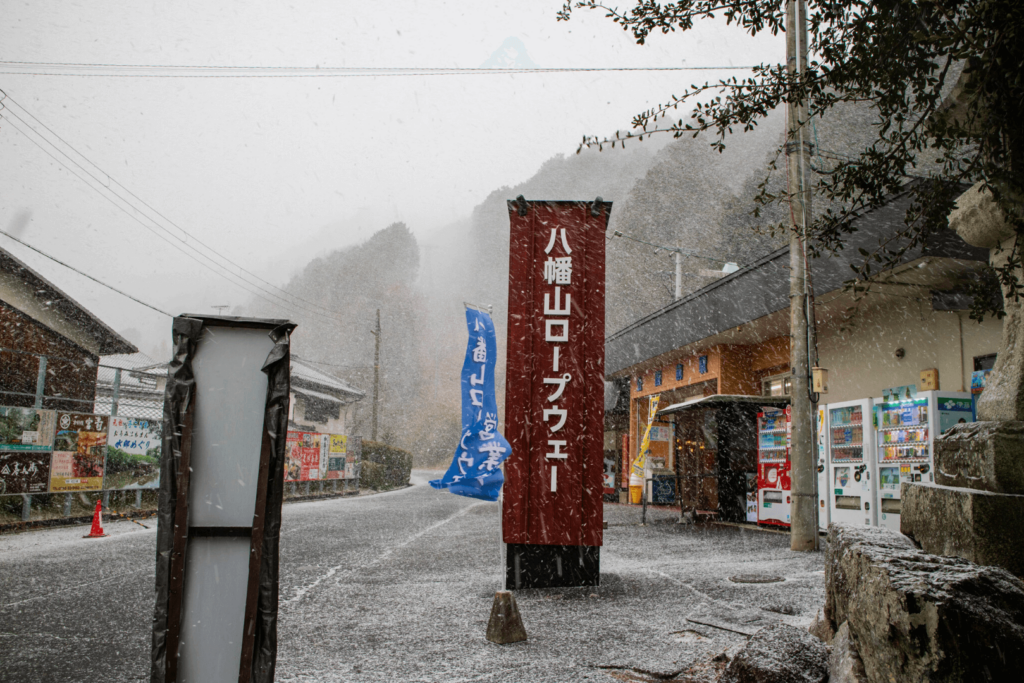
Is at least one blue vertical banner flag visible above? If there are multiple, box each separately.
[430,306,512,501]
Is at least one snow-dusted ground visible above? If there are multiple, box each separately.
[0,471,825,682]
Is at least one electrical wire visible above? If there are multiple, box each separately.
[0,94,350,322]
[0,228,172,316]
[0,112,342,323]
[0,61,759,78]
[0,92,348,320]
[609,230,732,264]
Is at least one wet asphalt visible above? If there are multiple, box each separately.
[0,471,825,682]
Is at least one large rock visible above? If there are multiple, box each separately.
[721,622,828,683]
[829,622,867,683]
[902,481,1024,577]
[934,421,1024,493]
[826,524,1024,681]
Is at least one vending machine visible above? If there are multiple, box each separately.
[874,390,972,530]
[816,405,830,532]
[827,398,876,527]
[757,406,791,527]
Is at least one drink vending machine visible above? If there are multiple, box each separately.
[757,406,791,527]
[828,398,876,527]
[816,406,830,532]
[874,390,971,530]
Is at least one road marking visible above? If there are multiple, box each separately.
[1,569,153,609]
[281,500,486,606]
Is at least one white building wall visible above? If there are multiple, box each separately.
[816,293,1002,404]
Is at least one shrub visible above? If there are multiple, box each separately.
[359,441,412,490]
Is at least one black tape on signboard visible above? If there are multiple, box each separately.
[150,315,294,683]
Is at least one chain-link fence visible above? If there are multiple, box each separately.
[1,347,360,527]
[0,346,165,420]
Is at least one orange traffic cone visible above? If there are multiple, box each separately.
[84,500,108,538]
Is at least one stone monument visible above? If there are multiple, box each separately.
[902,183,1024,577]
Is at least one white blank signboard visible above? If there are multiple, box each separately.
[177,537,250,682]
[179,323,274,682]
[188,325,274,527]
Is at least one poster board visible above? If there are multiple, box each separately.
[49,412,109,492]
[285,431,322,482]
[104,416,161,489]
[0,407,55,494]
[324,434,347,479]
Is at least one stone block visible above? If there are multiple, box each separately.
[829,622,867,683]
[901,481,1024,577]
[807,606,834,645]
[485,591,527,644]
[934,421,1024,493]
[825,524,1024,681]
[721,622,828,683]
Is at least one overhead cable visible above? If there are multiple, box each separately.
[0,61,759,78]
[0,228,173,317]
[0,100,348,323]
[0,91,345,319]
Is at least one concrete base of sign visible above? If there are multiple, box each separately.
[505,543,599,589]
[901,481,1024,578]
[485,591,528,644]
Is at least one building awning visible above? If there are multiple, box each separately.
[658,393,790,416]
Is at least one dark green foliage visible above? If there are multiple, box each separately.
[360,440,413,490]
[560,0,1024,318]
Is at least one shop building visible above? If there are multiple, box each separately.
[605,184,1003,521]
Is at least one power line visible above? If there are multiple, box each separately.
[0,61,759,78]
[0,228,172,317]
[0,92,347,320]
[0,112,336,322]
[0,104,349,324]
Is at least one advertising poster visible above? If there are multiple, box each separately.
[938,397,973,434]
[0,451,52,494]
[0,406,56,451]
[285,431,322,482]
[105,416,162,489]
[48,412,109,492]
[324,434,347,480]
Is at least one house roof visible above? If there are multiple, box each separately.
[605,183,988,377]
[291,357,365,400]
[0,245,137,356]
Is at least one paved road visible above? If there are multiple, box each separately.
[0,472,825,682]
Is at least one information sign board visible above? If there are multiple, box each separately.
[502,198,608,587]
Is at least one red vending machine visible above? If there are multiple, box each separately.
[757,406,792,527]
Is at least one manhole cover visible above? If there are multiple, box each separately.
[729,574,785,584]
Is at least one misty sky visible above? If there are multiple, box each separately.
[0,2,784,354]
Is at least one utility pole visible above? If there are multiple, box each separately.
[787,0,818,551]
[371,309,381,442]
[674,247,683,300]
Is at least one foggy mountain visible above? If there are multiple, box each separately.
[244,101,885,464]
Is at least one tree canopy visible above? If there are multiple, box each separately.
[559,0,1024,318]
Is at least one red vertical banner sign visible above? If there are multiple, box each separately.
[503,198,609,554]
